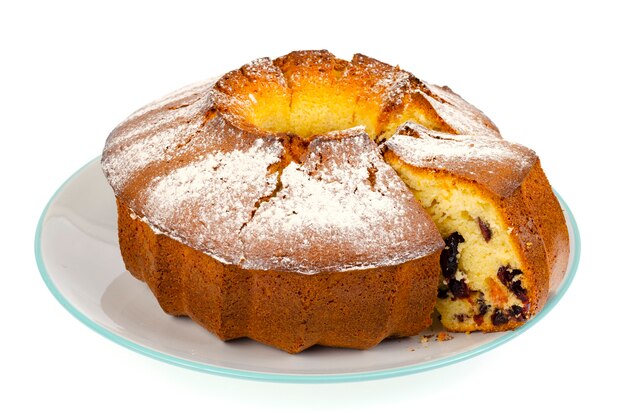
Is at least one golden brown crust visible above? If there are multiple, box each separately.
[118,199,441,353]
[518,161,570,288]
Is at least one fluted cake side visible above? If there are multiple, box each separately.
[102,50,569,352]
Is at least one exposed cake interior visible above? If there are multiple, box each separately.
[389,165,531,331]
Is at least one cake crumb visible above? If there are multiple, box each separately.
[507,227,514,234]
[437,332,453,342]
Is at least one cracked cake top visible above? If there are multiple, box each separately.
[101,50,533,273]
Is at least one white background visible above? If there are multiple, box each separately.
[2,1,624,412]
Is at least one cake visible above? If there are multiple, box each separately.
[102,50,569,352]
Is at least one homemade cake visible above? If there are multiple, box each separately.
[102,50,569,352]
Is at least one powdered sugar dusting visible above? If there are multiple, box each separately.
[125,78,217,122]
[104,122,196,190]
[376,68,412,107]
[424,84,500,137]
[105,94,207,152]
[390,123,515,162]
[102,80,213,191]
[241,130,442,273]
[140,138,283,264]
[385,122,536,197]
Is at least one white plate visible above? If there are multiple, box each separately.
[35,158,580,383]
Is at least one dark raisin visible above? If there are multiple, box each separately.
[491,308,509,325]
[497,265,523,285]
[454,314,467,322]
[449,278,470,298]
[437,288,449,299]
[440,232,465,279]
[510,280,529,303]
[478,298,490,316]
[496,266,528,302]
[477,217,492,242]
[508,305,526,322]
[474,295,489,325]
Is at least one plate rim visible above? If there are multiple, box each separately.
[35,157,581,383]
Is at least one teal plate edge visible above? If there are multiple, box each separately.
[35,157,581,384]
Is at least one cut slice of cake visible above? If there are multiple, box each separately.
[383,122,569,331]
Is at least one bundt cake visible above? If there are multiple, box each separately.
[101,50,569,352]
